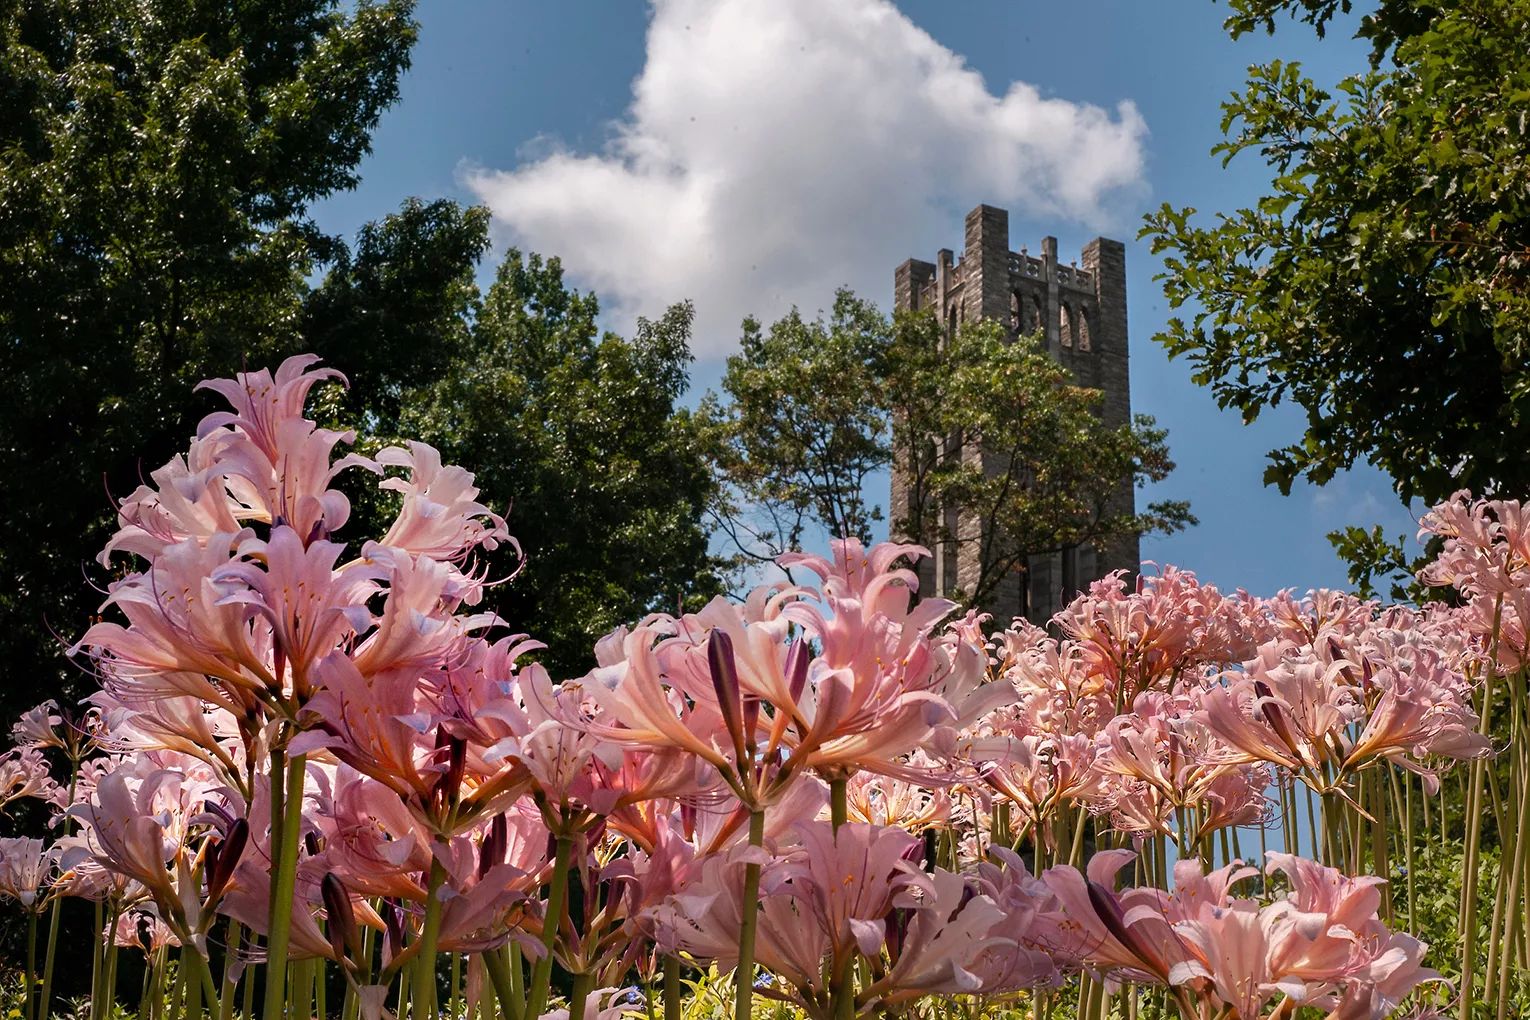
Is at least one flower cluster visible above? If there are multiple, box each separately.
[0,356,1495,1020]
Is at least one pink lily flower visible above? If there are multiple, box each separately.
[375,441,510,567]
[96,435,246,565]
[1263,853,1390,982]
[1171,900,1280,1019]
[213,526,375,699]
[842,766,950,831]
[0,837,56,911]
[194,356,377,540]
[582,624,735,771]
[73,534,278,701]
[112,909,182,955]
[0,748,59,811]
[876,855,1057,1003]
[10,702,64,751]
[1035,849,1189,985]
[1343,661,1490,774]
[1316,934,1441,1020]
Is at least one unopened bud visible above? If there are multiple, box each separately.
[479,813,508,880]
[207,818,248,902]
[708,630,746,761]
[384,897,404,961]
[785,640,809,705]
[741,696,760,750]
[321,873,359,962]
[446,735,467,800]
[680,803,697,840]
[1253,679,1299,757]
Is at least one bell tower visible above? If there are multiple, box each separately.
[890,204,1137,624]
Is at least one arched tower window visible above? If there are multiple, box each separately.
[1010,292,1022,333]
[1059,303,1073,348]
[1031,296,1044,335]
[1079,308,1092,351]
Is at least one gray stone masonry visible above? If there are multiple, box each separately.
[891,204,1139,626]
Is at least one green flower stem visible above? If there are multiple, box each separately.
[508,943,524,1020]
[1069,806,1088,869]
[219,922,241,1020]
[26,909,39,1020]
[292,959,313,1020]
[1319,791,1340,871]
[1399,770,1416,933]
[1367,771,1390,923]
[829,779,853,1020]
[1496,749,1530,1020]
[262,752,307,1020]
[1303,783,1319,862]
[184,949,205,1020]
[1462,597,1504,1019]
[734,809,765,1020]
[525,835,573,1020]
[103,908,122,1020]
[482,946,518,1020]
[267,747,287,927]
[413,855,448,1020]
[240,936,257,1020]
[662,957,681,1020]
[39,895,62,1019]
[42,762,79,1020]
[168,954,185,1020]
[200,956,220,1013]
[91,901,104,1020]
[138,956,153,1020]
[450,953,461,1020]
[1486,836,1512,1006]
[829,779,848,831]
[567,972,595,1020]
[167,952,185,1020]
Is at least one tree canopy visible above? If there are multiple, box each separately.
[395,250,726,673]
[0,0,417,714]
[709,293,1192,609]
[1145,0,1530,508]
[705,291,892,559]
[0,0,722,716]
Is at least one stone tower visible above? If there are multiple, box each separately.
[890,203,1138,625]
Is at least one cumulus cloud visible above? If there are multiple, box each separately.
[464,0,1148,356]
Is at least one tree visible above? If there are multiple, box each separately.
[710,296,1192,609]
[707,290,891,562]
[397,250,726,674]
[304,198,493,430]
[887,313,1193,610]
[1143,0,1530,510]
[1219,0,1442,60]
[0,0,417,716]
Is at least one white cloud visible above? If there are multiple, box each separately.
[463,0,1148,356]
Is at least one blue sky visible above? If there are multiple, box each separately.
[312,0,1422,601]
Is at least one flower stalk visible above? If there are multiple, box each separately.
[261,750,308,1020]
[734,809,765,1020]
[412,856,448,1020]
[525,834,573,1020]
